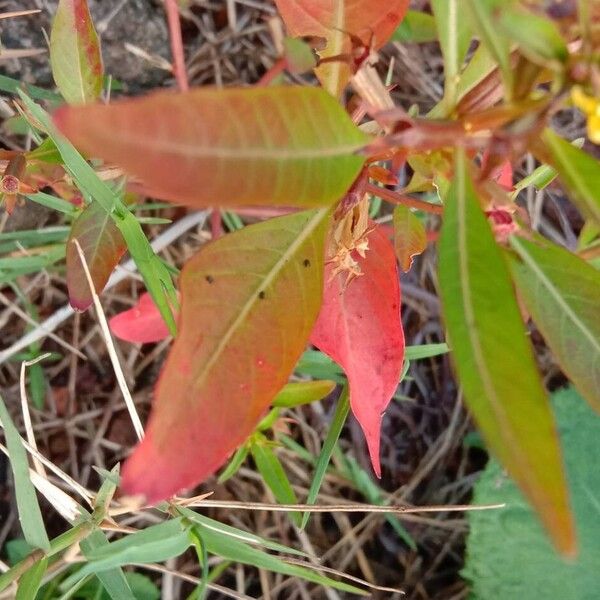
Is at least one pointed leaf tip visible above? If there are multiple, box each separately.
[121,209,330,503]
[310,224,405,476]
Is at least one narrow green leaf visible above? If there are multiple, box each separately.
[438,149,575,555]
[301,387,350,529]
[0,395,50,551]
[178,509,307,557]
[62,519,190,588]
[404,343,449,361]
[498,5,568,65]
[0,74,62,103]
[25,192,77,215]
[431,0,472,111]
[79,530,136,600]
[191,518,366,595]
[465,0,513,98]
[540,129,600,226]
[272,380,336,408]
[251,439,301,526]
[509,236,600,412]
[217,444,249,483]
[50,0,104,104]
[16,556,48,600]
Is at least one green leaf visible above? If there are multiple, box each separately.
[251,438,301,526]
[16,556,47,600]
[295,350,346,383]
[392,10,437,43]
[121,209,330,503]
[404,343,449,361]
[0,74,62,103]
[178,509,307,557]
[80,530,136,600]
[465,0,513,98]
[62,519,190,588]
[18,91,178,335]
[50,0,104,104]
[67,201,127,310]
[272,380,336,408]
[0,395,50,551]
[464,387,600,599]
[438,149,575,555]
[301,387,350,529]
[540,129,600,226]
[498,5,568,65]
[509,236,600,412]
[25,192,77,215]
[431,0,472,111]
[53,86,369,208]
[189,515,366,595]
[217,444,249,483]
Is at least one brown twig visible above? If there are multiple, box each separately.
[365,182,444,215]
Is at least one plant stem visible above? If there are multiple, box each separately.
[365,183,444,215]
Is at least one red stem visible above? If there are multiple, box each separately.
[257,58,287,87]
[365,182,444,215]
[163,0,189,92]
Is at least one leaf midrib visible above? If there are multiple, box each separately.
[455,157,521,456]
[191,208,328,392]
[511,237,600,356]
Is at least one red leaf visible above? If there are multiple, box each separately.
[120,209,329,502]
[310,224,405,476]
[67,201,126,311]
[274,0,409,95]
[109,293,171,344]
[53,86,368,210]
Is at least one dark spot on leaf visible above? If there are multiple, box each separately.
[205,275,214,284]
[258,291,266,300]
[303,259,311,267]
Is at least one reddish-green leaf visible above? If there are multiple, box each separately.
[310,225,404,476]
[438,149,575,556]
[50,0,104,104]
[392,205,426,272]
[67,201,126,311]
[509,236,600,413]
[53,86,368,209]
[121,209,330,502]
[274,0,409,96]
[109,293,172,344]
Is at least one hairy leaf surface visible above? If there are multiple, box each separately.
[50,0,103,104]
[509,236,600,412]
[121,209,330,502]
[274,0,408,95]
[438,150,575,555]
[310,225,404,476]
[67,201,126,310]
[54,87,368,209]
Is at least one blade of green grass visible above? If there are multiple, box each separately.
[0,395,50,551]
[301,386,350,529]
[251,437,301,526]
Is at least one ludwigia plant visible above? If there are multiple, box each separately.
[1,1,600,596]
